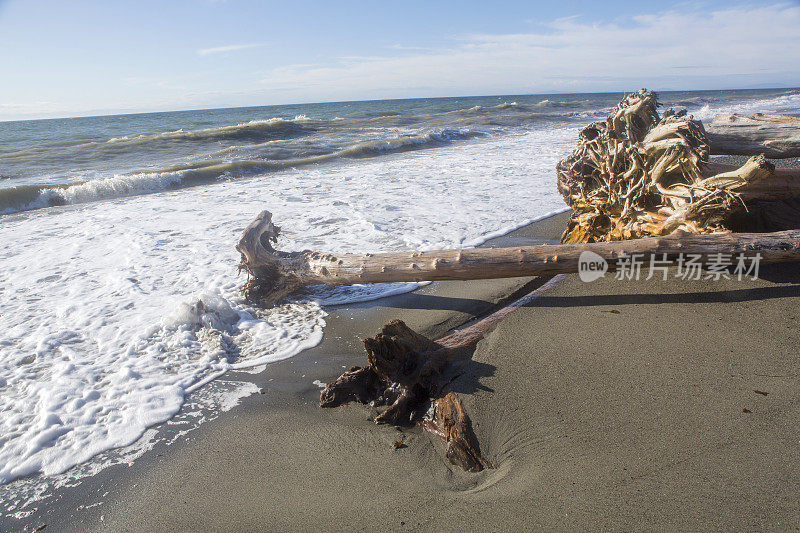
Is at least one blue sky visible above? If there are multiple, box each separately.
[1,0,798,120]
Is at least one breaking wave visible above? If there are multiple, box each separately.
[0,128,483,215]
[449,101,526,115]
[105,116,315,146]
[533,99,595,109]
[670,90,800,121]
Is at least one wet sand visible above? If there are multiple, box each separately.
[11,209,800,531]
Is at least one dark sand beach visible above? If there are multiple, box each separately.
[20,208,799,532]
[3,2,800,528]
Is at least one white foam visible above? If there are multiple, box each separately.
[0,377,260,515]
[682,91,800,121]
[0,127,484,216]
[0,171,187,216]
[0,124,576,489]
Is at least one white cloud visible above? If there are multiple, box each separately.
[258,3,800,98]
[3,3,798,120]
[197,43,263,56]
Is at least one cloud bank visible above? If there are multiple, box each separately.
[2,3,798,119]
[258,3,800,99]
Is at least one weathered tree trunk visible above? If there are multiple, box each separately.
[238,210,800,305]
[706,114,800,158]
[319,275,566,472]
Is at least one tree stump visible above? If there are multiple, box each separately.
[318,276,571,472]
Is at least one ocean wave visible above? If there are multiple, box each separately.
[670,96,709,107]
[0,116,317,165]
[674,91,800,121]
[338,128,481,157]
[0,172,187,215]
[533,99,593,109]
[0,128,484,215]
[448,101,526,115]
[346,110,405,119]
[104,116,315,146]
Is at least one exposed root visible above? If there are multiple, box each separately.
[556,89,785,243]
[432,392,493,472]
[319,320,491,472]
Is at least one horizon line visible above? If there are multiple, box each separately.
[2,85,798,124]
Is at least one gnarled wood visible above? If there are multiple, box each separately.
[319,275,564,472]
[430,392,491,472]
[703,163,800,201]
[707,114,800,158]
[237,210,800,305]
[556,90,800,243]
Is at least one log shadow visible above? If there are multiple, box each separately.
[757,262,800,283]
[353,293,493,313]
[529,284,800,309]
[440,349,497,395]
[340,277,551,315]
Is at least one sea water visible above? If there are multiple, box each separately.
[0,89,798,496]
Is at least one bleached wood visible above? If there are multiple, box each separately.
[238,210,800,305]
[702,162,800,201]
[706,113,800,158]
[556,90,800,243]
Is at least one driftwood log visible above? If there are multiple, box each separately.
[237,92,800,302]
[556,89,800,244]
[319,275,566,472]
[707,114,800,159]
[237,210,800,305]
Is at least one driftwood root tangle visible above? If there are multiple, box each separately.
[556,89,800,243]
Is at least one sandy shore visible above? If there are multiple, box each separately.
[10,209,800,531]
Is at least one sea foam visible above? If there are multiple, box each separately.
[678,90,800,121]
[0,125,575,489]
[0,128,488,216]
